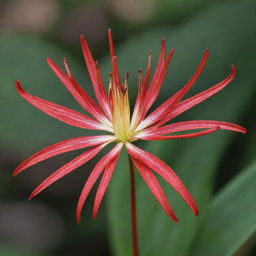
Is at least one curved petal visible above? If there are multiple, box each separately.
[156,65,236,127]
[137,128,218,141]
[137,49,209,131]
[145,43,175,113]
[47,58,112,125]
[92,154,120,219]
[76,143,123,223]
[108,29,122,90]
[126,143,199,216]
[80,35,111,116]
[130,71,144,130]
[16,81,105,131]
[29,142,110,200]
[13,135,115,176]
[148,120,246,136]
[131,51,153,128]
[132,158,178,222]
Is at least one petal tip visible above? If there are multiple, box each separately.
[241,127,247,134]
[76,215,81,224]
[92,212,97,220]
[46,57,52,63]
[194,208,200,216]
[80,35,87,45]
[173,217,179,223]
[169,212,179,222]
[15,80,21,87]
[230,65,236,74]
[15,81,24,93]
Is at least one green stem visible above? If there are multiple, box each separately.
[129,155,139,256]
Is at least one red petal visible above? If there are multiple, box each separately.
[130,71,144,129]
[80,36,110,115]
[13,135,115,176]
[108,29,121,89]
[137,50,209,130]
[151,120,246,135]
[111,56,122,90]
[47,58,111,124]
[92,154,120,219]
[143,50,152,90]
[132,158,178,222]
[76,143,123,223]
[157,65,236,126]
[108,29,115,60]
[126,143,199,216]
[29,143,108,200]
[130,51,153,130]
[138,128,218,141]
[145,41,175,113]
[16,81,104,130]
[95,62,112,118]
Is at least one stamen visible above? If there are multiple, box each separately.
[64,58,72,77]
[124,72,130,89]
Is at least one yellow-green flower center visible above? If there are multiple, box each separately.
[110,84,132,142]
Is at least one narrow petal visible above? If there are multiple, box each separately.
[157,65,236,126]
[130,71,144,131]
[145,42,175,113]
[16,81,105,130]
[80,36,110,115]
[132,158,178,222]
[108,29,115,60]
[76,143,123,223]
[95,62,112,118]
[143,50,152,90]
[137,128,218,141]
[137,50,209,130]
[13,135,115,176]
[47,58,112,124]
[126,143,199,216]
[92,154,120,219]
[130,51,153,131]
[108,29,121,89]
[29,143,109,200]
[141,40,166,114]
[147,120,246,136]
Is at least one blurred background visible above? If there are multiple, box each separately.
[0,0,255,255]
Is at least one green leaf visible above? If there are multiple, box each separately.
[190,161,256,256]
[0,244,47,256]
[106,0,256,255]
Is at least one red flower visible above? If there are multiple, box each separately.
[14,30,246,223]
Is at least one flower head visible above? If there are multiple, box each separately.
[14,30,246,223]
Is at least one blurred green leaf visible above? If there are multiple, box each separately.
[191,161,256,256]
[106,0,256,255]
[0,244,46,256]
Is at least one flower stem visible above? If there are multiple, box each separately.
[129,155,139,256]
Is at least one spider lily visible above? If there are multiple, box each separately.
[13,30,246,223]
